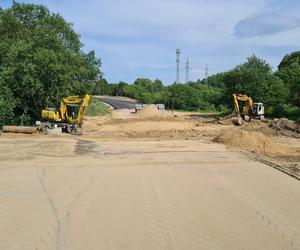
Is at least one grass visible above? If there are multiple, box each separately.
[86,97,111,116]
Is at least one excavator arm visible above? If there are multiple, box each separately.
[59,94,90,125]
[233,94,254,115]
[75,94,90,126]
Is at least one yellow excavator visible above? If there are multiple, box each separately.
[232,94,265,125]
[39,94,90,135]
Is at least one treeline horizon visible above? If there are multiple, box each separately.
[90,53,300,120]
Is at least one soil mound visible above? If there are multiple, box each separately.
[83,116,110,132]
[136,105,164,118]
[213,130,293,156]
[268,119,300,137]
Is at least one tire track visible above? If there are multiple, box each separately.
[142,166,176,250]
[144,165,219,250]
[35,168,62,250]
[151,165,220,250]
[204,166,300,249]
[62,173,94,249]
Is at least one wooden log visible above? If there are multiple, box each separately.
[3,126,38,134]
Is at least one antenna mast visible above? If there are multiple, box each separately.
[205,64,208,84]
[185,57,189,83]
[176,48,180,83]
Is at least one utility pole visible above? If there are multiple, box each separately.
[176,48,180,83]
[205,64,208,85]
[185,57,189,83]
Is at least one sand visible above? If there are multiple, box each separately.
[1,110,300,249]
[83,109,219,139]
[136,105,167,118]
[213,129,296,156]
[0,135,300,250]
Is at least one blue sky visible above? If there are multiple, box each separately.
[1,0,300,84]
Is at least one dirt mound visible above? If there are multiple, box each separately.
[213,130,294,156]
[136,105,165,118]
[268,119,300,137]
[83,116,110,132]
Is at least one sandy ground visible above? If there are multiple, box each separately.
[0,109,300,250]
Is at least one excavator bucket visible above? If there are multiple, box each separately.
[71,126,83,135]
[232,117,243,126]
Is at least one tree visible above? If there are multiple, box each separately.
[222,55,288,113]
[152,79,164,92]
[0,2,101,124]
[197,72,227,89]
[133,78,164,93]
[116,81,128,96]
[277,51,300,106]
[91,79,109,95]
[0,86,16,127]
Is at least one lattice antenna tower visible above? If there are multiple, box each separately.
[185,57,189,83]
[205,64,208,84]
[176,49,180,83]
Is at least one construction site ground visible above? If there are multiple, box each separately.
[0,107,299,250]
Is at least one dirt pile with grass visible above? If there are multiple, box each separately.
[213,130,294,157]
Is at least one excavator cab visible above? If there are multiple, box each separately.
[253,103,264,117]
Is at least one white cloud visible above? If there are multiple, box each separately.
[234,14,300,37]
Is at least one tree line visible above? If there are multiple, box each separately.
[0,2,299,128]
[91,54,300,120]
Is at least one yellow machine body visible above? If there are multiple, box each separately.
[42,109,62,122]
[233,94,254,116]
[41,94,90,133]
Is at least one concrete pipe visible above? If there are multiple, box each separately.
[3,126,39,134]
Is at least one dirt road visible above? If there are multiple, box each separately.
[0,135,299,250]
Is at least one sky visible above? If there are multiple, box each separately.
[1,0,300,84]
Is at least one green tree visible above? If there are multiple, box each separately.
[0,86,16,127]
[197,72,227,89]
[133,78,164,93]
[0,2,101,124]
[152,79,164,92]
[91,79,109,95]
[223,55,288,113]
[124,84,154,103]
[116,81,128,96]
[277,51,300,106]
